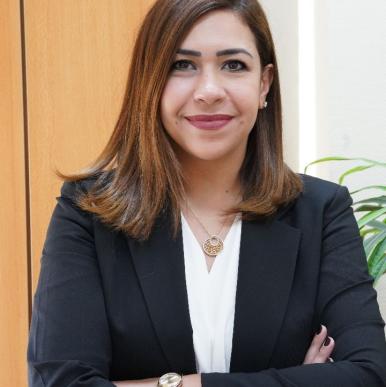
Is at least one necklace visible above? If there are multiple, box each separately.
[184,200,232,257]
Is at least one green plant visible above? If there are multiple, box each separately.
[304,157,386,287]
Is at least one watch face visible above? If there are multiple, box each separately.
[158,372,182,387]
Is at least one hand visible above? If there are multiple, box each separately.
[303,324,335,364]
[112,377,158,386]
[112,374,201,387]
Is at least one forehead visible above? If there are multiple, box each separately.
[178,10,258,55]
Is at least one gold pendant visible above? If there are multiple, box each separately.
[202,235,224,256]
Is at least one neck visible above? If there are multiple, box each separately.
[179,152,245,216]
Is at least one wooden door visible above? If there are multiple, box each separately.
[1,1,154,385]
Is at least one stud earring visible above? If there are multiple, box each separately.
[263,101,268,108]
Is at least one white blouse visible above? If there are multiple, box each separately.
[181,211,242,373]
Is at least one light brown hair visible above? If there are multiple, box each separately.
[56,0,304,242]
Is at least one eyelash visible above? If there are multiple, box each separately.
[171,59,247,72]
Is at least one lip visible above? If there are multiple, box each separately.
[185,114,234,130]
[186,114,233,121]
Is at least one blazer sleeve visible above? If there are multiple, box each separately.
[201,184,386,387]
[27,181,115,386]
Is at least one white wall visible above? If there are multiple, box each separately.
[315,0,385,184]
[259,0,386,325]
[314,0,386,324]
[259,0,299,168]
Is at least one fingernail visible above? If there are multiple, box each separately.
[315,324,322,335]
[323,337,331,346]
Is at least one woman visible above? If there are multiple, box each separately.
[27,0,386,386]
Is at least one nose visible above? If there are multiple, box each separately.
[193,71,226,105]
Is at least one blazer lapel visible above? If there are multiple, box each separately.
[229,215,301,372]
[126,210,197,375]
[126,206,301,374]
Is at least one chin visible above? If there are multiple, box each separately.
[175,141,233,162]
[188,149,230,162]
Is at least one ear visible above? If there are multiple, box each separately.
[259,64,274,109]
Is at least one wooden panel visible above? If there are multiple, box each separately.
[0,0,29,385]
[24,0,154,295]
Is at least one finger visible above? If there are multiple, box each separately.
[313,336,335,364]
[303,325,328,364]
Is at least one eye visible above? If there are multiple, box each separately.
[171,60,194,71]
[170,59,247,72]
[223,60,247,72]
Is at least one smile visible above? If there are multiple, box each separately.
[185,115,234,130]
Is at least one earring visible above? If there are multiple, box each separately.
[263,101,268,108]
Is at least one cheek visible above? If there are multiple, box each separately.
[161,78,192,114]
[231,86,260,125]
[160,82,185,135]
[230,82,260,104]
[160,90,175,129]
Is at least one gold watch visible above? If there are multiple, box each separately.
[157,372,183,387]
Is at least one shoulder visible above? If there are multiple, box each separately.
[59,170,115,202]
[297,173,349,203]
[277,173,352,220]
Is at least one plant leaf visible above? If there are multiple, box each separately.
[366,220,386,231]
[373,255,386,287]
[357,207,386,229]
[303,157,386,174]
[338,165,374,184]
[350,185,386,194]
[303,157,352,174]
[353,196,386,206]
[354,205,383,212]
[364,231,386,259]
[368,235,386,272]
[361,228,378,238]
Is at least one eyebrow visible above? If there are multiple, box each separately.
[176,48,253,58]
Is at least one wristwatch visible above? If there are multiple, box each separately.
[157,372,183,387]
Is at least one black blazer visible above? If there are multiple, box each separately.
[27,173,386,386]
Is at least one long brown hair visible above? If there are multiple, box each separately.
[56,0,303,242]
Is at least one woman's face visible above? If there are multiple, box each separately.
[160,9,273,164]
